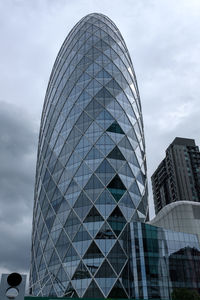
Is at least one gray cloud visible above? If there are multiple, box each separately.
[0,101,37,272]
[0,0,200,274]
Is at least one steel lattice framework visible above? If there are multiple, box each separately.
[30,13,148,298]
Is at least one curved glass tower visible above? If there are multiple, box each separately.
[30,13,148,298]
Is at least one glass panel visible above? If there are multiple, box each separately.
[95,261,116,295]
[107,121,124,134]
[84,206,104,223]
[74,192,92,220]
[83,280,104,298]
[95,133,115,156]
[64,211,81,240]
[108,280,127,298]
[95,222,116,240]
[95,190,116,218]
[95,109,114,130]
[107,175,126,202]
[94,87,115,107]
[95,159,115,185]
[75,111,93,133]
[107,146,125,161]
[107,207,126,236]
[107,241,127,274]
[72,262,90,279]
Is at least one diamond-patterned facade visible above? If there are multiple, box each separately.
[30,13,148,298]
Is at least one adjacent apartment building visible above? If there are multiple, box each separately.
[152,137,200,214]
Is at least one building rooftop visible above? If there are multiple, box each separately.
[170,137,196,147]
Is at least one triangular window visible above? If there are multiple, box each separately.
[107,121,124,134]
[73,192,92,220]
[95,261,116,296]
[72,261,90,279]
[64,211,81,240]
[84,241,104,259]
[107,242,127,274]
[107,207,126,236]
[107,146,125,161]
[108,280,127,298]
[94,87,115,106]
[83,280,104,298]
[84,206,104,223]
[107,174,126,202]
[95,222,115,239]
[95,190,116,218]
[73,225,91,242]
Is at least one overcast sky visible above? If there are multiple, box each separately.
[0,0,200,277]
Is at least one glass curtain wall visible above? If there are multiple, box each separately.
[129,222,200,299]
[30,13,148,298]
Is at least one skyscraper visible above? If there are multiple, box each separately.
[30,13,148,298]
[152,137,200,214]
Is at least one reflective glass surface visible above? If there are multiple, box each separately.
[30,13,148,298]
[129,222,200,299]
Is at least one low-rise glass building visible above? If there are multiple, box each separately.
[30,220,200,299]
[129,222,200,299]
